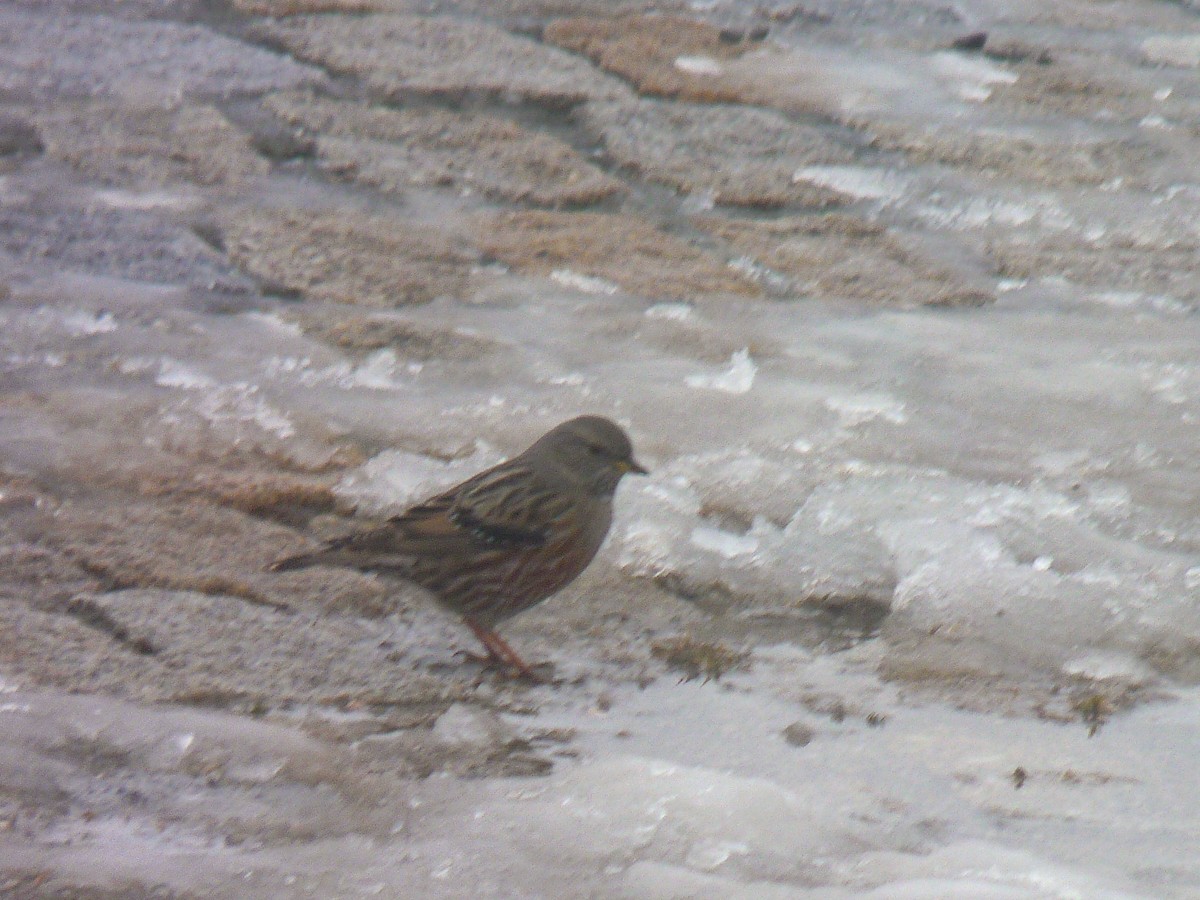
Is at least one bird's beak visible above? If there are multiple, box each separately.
[619,458,649,476]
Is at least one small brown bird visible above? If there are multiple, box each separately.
[271,416,647,679]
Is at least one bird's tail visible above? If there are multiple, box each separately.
[268,552,323,573]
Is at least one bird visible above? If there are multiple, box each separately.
[271,415,647,680]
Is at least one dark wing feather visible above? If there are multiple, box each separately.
[438,464,552,547]
[270,463,560,573]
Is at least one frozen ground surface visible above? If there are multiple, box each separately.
[2,0,1200,896]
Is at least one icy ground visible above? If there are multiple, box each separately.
[2,0,1200,896]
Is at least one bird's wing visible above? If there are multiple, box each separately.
[426,464,557,548]
[270,464,565,573]
[337,465,555,552]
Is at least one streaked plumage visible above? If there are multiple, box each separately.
[271,415,647,678]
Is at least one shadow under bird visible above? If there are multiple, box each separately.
[270,415,648,680]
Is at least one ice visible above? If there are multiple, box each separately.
[92,188,198,211]
[616,458,896,620]
[430,704,516,750]
[59,309,117,335]
[645,303,695,322]
[793,166,909,202]
[336,444,505,515]
[1142,35,1200,68]
[264,350,413,391]
[551,268,621,295]
[691,524,760,558]
[823,393,907,427]
[153,358,218,390]
[848,842,1152,899]
[619,861,806,899]
[674,55,724,76]
[686,349,758,394]
[170,380,297,441]
[479,755,836,882]
[0,9,323,103]
[8,1,1200,897]
[929,52,1018,103]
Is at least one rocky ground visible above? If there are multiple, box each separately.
[3,0,1200,897]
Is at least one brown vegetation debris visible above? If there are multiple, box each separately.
[475,210,761,300]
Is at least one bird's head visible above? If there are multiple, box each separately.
[533,415,648,496]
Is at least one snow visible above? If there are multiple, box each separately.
[929,52,1018,103]
[336,444,505,515]
[551,268,621,295]
[674,55,724,76]
[686,348,758,394]
[645,303,695,322]
[6,1,1200,897]
[793,166,909,202]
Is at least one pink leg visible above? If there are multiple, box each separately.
[462,618,543,682]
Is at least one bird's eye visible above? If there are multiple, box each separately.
[587,444,605,456]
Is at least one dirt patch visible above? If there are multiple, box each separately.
[650,633,749,682]
[44,497,389,618]
[223,207,477,307]
[37,102,269,190]
[475,210,762,300]
[235,0,676,13]
[0,9,323,104]
[235,0,380,12]
[544,15,761,102]
[251,15,627,106]
[138,469,344,527]
[578,97,855,208]
[288,310,498,361]
[264,91,623,206]
[0,194,253,294]
[987,56,1153,118]
[987,231,1200,305]
[696,214,994,306]
[866,120,1157,188]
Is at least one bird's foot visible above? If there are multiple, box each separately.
[461,619,555,685]
[453,648,554,684]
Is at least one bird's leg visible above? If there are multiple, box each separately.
[462,618,543,682]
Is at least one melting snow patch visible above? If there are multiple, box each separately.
[853,840,1150,899]
[264,350,411,391]
[551,269,620,295]
[153,358,218,390]
[793,166,909,202]
[243,311,304,337]
[824,393,907,427]
[92,188,198,211]
[139,358,296,439]
[917,191,1075,232]
[1143,35,1200,68]
[686,349,757,394]
[620,862,800,899]
[690,525,759,558]
[61,309,118,335]
[674,55,723,76]
[645,303,695,322]
[681,190,717,213]
[931,51,1018,101]
[194,384,295,439]
[1062,652,1153,684]
[336,444,504,515]
[502,755,823,875]
[728,256,791,292]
